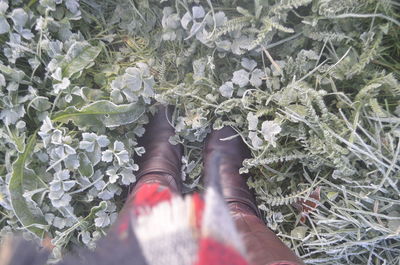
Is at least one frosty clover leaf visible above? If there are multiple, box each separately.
[64,86,81,103]
[52,68,70,94]
[181,6,227,45]
[53,216,67,229]
[102,141,130,166]
[49,170,76,208]
[106,164,137,185]
[45,213,69,229]
[231,35,253,55]
[65,0,80,14]
[79,133,110,166]
[219,81,234,98]
[0,2,10,34]
[215,39,231,52]
[49,191,72,208]
[94,202,117,228]
[247,113,263,149]
[38,117,54,147]
[134,146,145,156]
[8,10,34,39]
[97,183,122,201]
[232,69,250,88]
[0,96,26,125]
[232,58,265,88]
[242,58,257,72]
[261,121,282,147]
[250,69,264,87]
[212,11,228,28]
[79,133,110,152]
[181,5,209,43]
[39,0,57,11]
[105,166,120,183]
[110,63,155,104]
[181,6,205,31]
[161,7,181,41]
[10,8,28,29]
[247,112,258,131]
[249,131,263,149]
[94,210,111,228]
[39,121,78,171]
[119,167,137,185]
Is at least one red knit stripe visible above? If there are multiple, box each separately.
[133,183,173,213]
[192,193,205,230]
[196,238,249,265]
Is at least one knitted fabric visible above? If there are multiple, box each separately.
[0,183,250,265]
[0,183,302,265]
[111,183,250,265]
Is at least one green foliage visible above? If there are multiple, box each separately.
[52,100,146,129]
[9,134,47,238]
[0,0,399,264]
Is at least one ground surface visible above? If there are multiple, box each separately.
[0,0,399,264]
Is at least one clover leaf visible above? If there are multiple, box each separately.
[261,121,281,147]
[219,81,234,98]
[232,58,265,88]
[110,63,155,104]
[102,140,129,166]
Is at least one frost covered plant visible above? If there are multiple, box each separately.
[51,68,71,95]
[233,58,265,88]
[102,141,129,166]
[0,2,10,34]
[0,178,10,210]
[260,121,281,148]
[79,133,110,166]
[161,6,183,41]
[110,63,155,104]
[219,58,265,98]
[246,113,281,148]
[49,170,76,208]
[153,1,400,264]
[106,165,137,185]
[94,202,118,228]
[218,81,234,98]
[1,0,400,264]
[0,0,151,256]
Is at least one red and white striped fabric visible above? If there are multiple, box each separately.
[113,183,250,265]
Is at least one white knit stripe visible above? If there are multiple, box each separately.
[201,187,247,257]
[133,196,198,265]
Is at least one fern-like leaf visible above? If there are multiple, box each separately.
[210,16,253,41]
[251,17,294,48]
[260,187,315,207]
[270,0,313,13]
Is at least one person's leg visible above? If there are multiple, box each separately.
[110,105,183,234]
[132,104,183,194]
[203,127,304,265]
[229,202,304,265]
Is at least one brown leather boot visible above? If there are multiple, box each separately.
[109,105,183,236]
[131,105,183,195]
[203,127,305,265]
[203,126,260,216]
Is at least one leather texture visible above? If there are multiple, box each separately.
[203,127,305,265]
[132,105,183,195]
[230,202,305,265]
[203,127,260,217]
